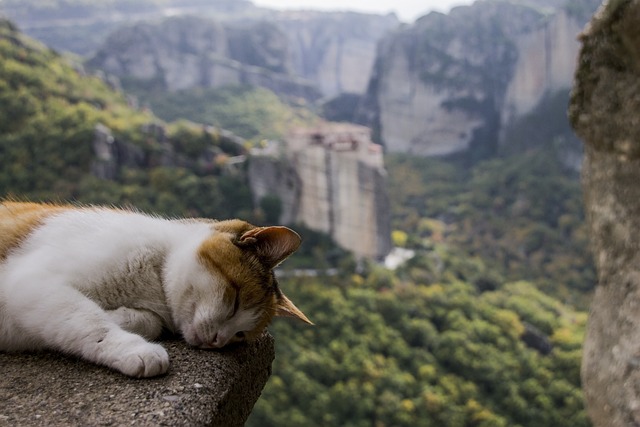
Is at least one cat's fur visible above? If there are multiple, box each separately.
[0,201,310,377]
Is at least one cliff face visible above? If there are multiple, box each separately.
[364,0,600,158]
[248,123,392,260]
[500,9,581,126]
[1,2,397,100]
[0,1,259,57]
[88,15,321,101]
[569,0,640,425]
[86,11,397,101]
[277,11,399,97]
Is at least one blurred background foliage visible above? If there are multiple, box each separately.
[128,84,320,141]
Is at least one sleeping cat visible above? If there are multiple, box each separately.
[0,201,310,377]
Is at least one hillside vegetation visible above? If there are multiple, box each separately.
[252,273,587,427]
[133,84,319,141]
[0,19,592,426]
[0,18,252,219]
[386,152,594,307]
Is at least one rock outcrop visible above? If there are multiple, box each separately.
[2,1,398,98]
[568,0,640,425]
[363,0,600,158]
[0,333,275,426]
[248,123,392,260]
[0,0,258,56]
[89,122,246,181]
[85,11,398,101]
[276,11,399,98]
[87,15,321,102]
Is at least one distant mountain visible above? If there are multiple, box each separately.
[87,13,397,100]
[0,1,255,56]
[358,0,601,163]
[0,0,399,100]
[1,0,602,167]
[87,15,322,102]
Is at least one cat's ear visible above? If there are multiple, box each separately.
[238,226,301,268]
[276,293,313,325]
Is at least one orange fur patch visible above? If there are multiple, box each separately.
[0,201,70,260]
[197,220,277,341]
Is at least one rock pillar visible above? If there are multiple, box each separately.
[569,1,640,425]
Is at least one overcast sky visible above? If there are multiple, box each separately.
[252,0,475,23]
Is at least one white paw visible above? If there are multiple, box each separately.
[111,341,170,378]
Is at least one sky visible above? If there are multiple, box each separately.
[252,0,475,23]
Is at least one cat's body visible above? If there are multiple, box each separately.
[0,201,309,377]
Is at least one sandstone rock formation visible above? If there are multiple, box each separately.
[86,11,397,101]
[500,9,583,129]
[88,16,321,101]
[364,0,600,158]
[568,0,640,425]
[0,0,258,56]
[249,123,392,260]
[276,11,399,98]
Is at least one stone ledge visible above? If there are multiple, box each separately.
[0,333,274,427]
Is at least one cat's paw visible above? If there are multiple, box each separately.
[106,307,163,340]
[111,341,170,378]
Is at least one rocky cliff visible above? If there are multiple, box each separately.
[363,0,600,158]
[276,11,399,98]
[0,0,259,56]
[248,123,392,260]
[569,1,640,425]
[1,1,398,99]
[3,0,602,163]
[87,15,321,101]
[0,0,400,97]
[86,10,397,101]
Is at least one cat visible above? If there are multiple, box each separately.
[0,201,311,377]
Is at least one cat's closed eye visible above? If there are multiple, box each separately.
[232,290,240,318]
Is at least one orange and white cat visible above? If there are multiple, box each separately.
[0,201,310,377]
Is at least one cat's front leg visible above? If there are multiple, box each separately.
[106,307,164,340]
[96,328,170,377]
[5,279,169,377]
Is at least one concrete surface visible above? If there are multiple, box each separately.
[0,333,274,426]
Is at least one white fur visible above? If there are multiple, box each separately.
[0,207,261,377]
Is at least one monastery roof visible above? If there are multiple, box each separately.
[287,122,371,136]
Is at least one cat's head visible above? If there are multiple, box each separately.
[172,219,310,349]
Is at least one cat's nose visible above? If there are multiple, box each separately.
[211,332,230,348]
[198,331,233,349]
